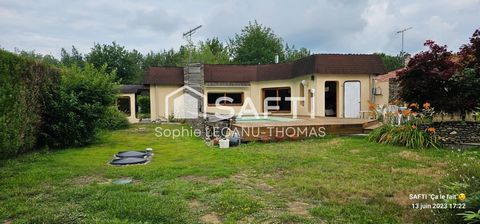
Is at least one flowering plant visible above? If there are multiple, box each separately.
[368,102,441,149]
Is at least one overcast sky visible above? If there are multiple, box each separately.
[1,0,479,58]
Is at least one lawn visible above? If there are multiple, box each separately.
[0,124,479,223]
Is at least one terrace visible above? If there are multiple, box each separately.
[232,116,379,141]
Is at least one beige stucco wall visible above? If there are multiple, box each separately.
[205,75,315,117]
[249,75,314,116]
[373,80,389,106]
[118,93,139,123]
[149,85,182,120]
[148,73,377,119]
[315,74,374,118]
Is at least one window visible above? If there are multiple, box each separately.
[207,92,243,105]
[263,87,291,112]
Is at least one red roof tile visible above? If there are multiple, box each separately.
[376,68,404,82]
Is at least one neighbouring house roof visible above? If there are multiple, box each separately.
[119,84,149,94]
[144,54,387,85]
[376,68,404,82]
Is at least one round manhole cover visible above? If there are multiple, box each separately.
[110,157,148,165]
[116,151,148,158]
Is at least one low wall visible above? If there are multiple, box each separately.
[421,122,480,145]
[185,116,230,139]
[388,78,400,102]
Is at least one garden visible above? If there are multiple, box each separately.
[1,26,480,223]
[0,124,479,223]
[366,29,480,223]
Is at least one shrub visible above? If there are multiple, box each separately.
[137,95,150,114]
[398,29,480,117]
[367,124,440,149]
[40,64,118,148]
[0,49,60,159]
[458,210,480,224]
[97,106,129,130]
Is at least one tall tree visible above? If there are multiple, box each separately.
[86,42,143,84]
[459,28,480,72]
[375,53,405,71]
[192,37,230,64]
[143,48,188,68]
[284,44,311,62]
[453,28,480,114]
[143,51,166,68]
[143,38,230,68]
[60,46,84,67]
[398,28,480,117]
[229,21,284,64]
[14,49,60,66]
[398,40,457,112]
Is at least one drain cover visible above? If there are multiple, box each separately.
[110,157,148,165]
[112,179,132,185]
[115,151,148,158]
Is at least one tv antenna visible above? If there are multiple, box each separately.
[183,25,202,65]
[396,27,412,56]
[183,25,202,42]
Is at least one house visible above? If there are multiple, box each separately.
[121,54,388,122]
[118,84,148,123]
[375,68,403,104]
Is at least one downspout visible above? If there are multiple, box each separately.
[370,74,376,104]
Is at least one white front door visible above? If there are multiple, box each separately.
[344,81,361,118]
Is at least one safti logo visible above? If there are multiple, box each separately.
[165,86,205,119]
[165,85,316,119]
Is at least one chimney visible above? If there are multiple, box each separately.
[184,63,204,113]
[403,54,411,67]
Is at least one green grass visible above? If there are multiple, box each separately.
[0,124,479,223]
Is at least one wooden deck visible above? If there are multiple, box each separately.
[231,116,377,142]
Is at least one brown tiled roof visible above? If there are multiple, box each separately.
[143,67,184,85]
[312,54,387,74]
[204,64,257,82]
[257,63,294,81]
[144,54,386,84]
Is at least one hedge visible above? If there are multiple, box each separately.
[0,49,60,159]
[1,50,126,159]
[40,64,120,148]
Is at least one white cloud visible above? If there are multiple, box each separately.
[349,0,397,53]
[0,0,479,57]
